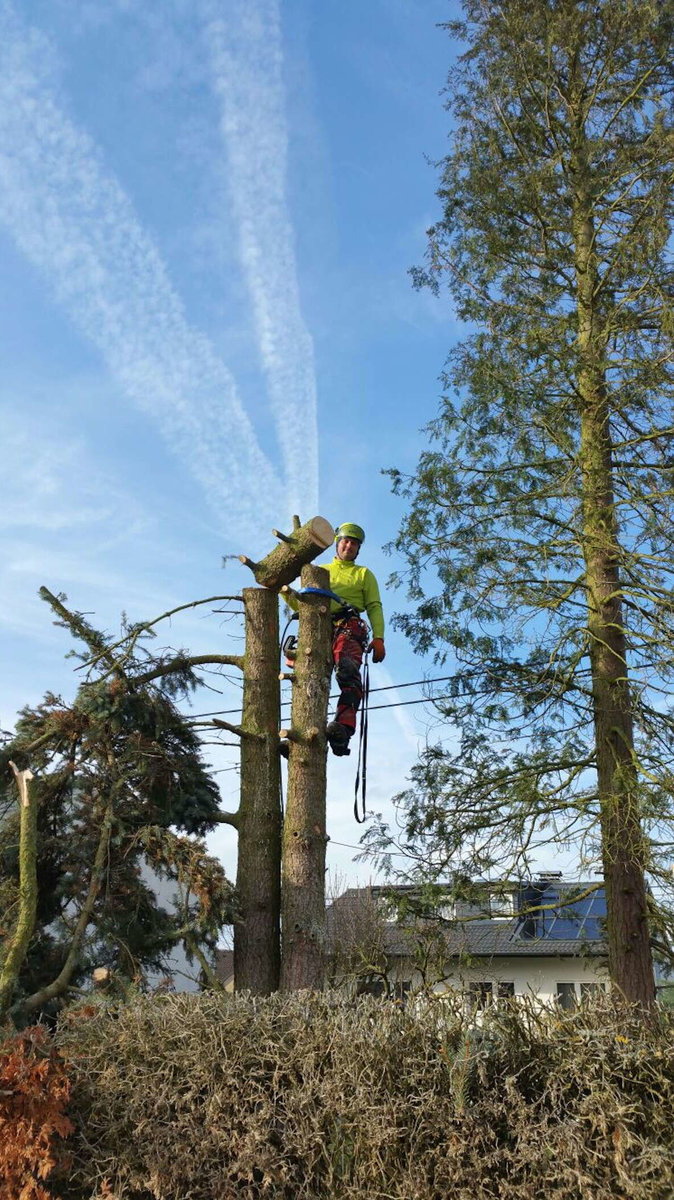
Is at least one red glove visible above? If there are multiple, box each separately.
[369,638,386,663]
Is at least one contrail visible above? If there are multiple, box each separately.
[0,1,283,539]
[201,0,320,522]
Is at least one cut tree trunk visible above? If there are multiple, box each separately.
[280,564,333,991]
[239,516,333,591]
[0,765,37,1022]
[233,587,282,994]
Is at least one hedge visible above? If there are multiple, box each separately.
[54,990,674,1200]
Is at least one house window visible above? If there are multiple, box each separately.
[356,979,411,1002]
[490,892,514,918]
[580,982,601,1000]
[556,982,577,1010]
[468,981,493,1008]
[394,980,412,1003]
[497,981,515,999]
[356,978,386,998]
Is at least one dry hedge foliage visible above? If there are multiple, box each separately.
[0,1024,74,1200]
[54,991,674,1200]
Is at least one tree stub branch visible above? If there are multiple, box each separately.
[213,810,240,829]
[212,718,263,741]
[279,726,321,744]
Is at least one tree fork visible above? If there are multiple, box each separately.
[280,564,333,991]
[239,516,333,590]
[233,586,282,994]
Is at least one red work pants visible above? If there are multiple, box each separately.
[332,615,368,733]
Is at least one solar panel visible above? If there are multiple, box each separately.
[517,884,606,940]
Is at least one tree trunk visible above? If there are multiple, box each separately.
[233,587,282,994]
[280,564,333,991]
[579,392,654,1008]
[239,516,333,590]
[571,96,655,1008]
[0,765,37,1022]
[20,797,114,1017]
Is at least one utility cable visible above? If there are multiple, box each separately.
[187,674,456,721]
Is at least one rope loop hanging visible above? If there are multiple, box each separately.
[354,651,370,824]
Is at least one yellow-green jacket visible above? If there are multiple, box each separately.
[287,558,385,639]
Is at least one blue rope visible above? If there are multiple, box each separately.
[297,585,347,605]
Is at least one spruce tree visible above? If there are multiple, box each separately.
[1,591,236,1022]
[378,0,674,1007]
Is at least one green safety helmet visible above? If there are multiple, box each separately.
[335,522,365,545]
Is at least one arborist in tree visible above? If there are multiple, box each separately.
[325,522,385,757]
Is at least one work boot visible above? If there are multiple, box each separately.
[326,720,352,757]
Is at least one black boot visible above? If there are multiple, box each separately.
[326,721,352,756]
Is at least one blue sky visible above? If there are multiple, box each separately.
[1,0,464,887]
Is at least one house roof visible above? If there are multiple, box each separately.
[327,881,607,961]
[383,919,605,959]
[214,948,234,985]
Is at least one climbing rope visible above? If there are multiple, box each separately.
[282,584,371,824]
[353,651,370,824]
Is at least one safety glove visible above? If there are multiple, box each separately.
[369,638,386,663]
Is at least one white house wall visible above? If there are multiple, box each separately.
[392,954,609,1006]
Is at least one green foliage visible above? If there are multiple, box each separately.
[0,592,235,1021]
[54,990,674,1199]
[373,0,674,973]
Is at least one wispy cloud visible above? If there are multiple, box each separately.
[201,0,319,521]
[0,0,283,539]
[0,402,147,634]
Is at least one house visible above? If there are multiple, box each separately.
[213,948,235,992]
[326,874,610,1008]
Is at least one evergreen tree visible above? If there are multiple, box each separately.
[374,0,674,1006]
[1,590,237,1022]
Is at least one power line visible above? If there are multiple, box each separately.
[367,693,453,713]
[329,838,408,858]
[189,691,454,729]
[187,674,455,721]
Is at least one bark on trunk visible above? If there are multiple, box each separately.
[233,587,282,994]
[579,393,654,1008]
[280,564,333,991]
[239,516,333,590]
[0,765,37,1021]
[571,90,654,1008]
